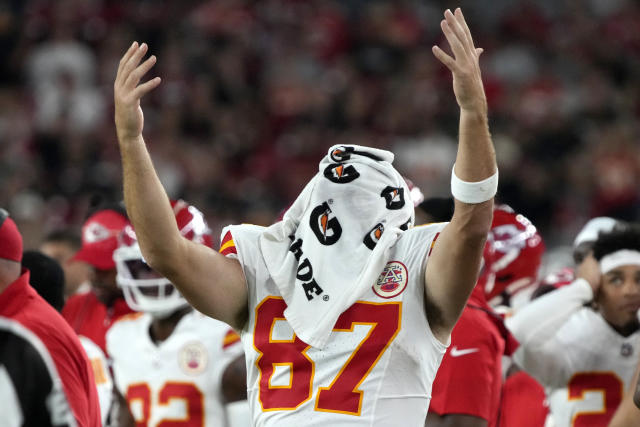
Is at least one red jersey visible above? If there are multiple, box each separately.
[429,287,518,426]
[0,270,101,426]
[62,290,134,355]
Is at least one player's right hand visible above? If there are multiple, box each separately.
[576,253,601,294]
[114,41,161,144]
[432,8,487,114]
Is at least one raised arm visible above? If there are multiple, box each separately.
[114,42,248,329]
[425,9,496,342]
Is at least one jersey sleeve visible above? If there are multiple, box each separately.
[429,306,500,420]
[508,279,592,387]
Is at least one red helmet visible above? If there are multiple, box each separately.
[113,200,213,316]
[539,266,574,290]
[480,205,545,306]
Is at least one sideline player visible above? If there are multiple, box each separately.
[40,229,92,298]
[62,204,135,354]
[498,216,621,427]
[426,206,537,427]
[508,225,640,427]
[114,7,497,426]
[107,200,246,426]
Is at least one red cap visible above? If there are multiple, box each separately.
[0,210,23,263]
[72,210,129,270]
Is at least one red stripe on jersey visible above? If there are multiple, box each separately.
[428,232,440,256]
[221,231,233,246]
[223,329,241,348]
[219,231,237,256]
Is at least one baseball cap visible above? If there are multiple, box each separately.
[0,209,23,263]
[71,209,129,270]
[573,217,618,248]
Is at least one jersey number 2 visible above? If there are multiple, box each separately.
[253,297,401,415]
[568,372,623,426]
[126,382,204,427]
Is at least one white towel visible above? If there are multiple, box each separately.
[260,145,414,348]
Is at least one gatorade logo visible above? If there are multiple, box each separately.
[324,163,360,184]
[309,202,342,245]
[363,223,384,250]
[381,186,406,210]
[329,146,355,162]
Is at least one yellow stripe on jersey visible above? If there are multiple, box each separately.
[219,239,236,253]
[223,330,241,348]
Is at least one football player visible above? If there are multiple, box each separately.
[427,206,538,427]
[498,216,621,427]
[107,200,246,427]
[114,7,497,426]
[480,205,545,311]
[508,224,640,427]
[62,203,135,354]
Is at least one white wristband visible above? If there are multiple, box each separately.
[450,164,498,204]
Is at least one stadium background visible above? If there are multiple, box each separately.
[1,0,639,272]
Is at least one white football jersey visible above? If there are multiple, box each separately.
[106,310,244,427]
[79,336,113,426]
[527,308,640,427]
[220,222,449,427]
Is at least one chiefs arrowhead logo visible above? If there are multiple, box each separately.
[309,202,342,245]
[84,222,113,243]
[363,223,385,250]
[324,163,360,184]
[380,186,406,210]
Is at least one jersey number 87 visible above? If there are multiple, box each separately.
[253,297,401,415]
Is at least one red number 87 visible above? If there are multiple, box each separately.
[253,297,402,415]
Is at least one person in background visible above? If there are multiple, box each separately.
[499,216,623,427]
[62,203,135,354]
[40,229,92,297]
[415,197,454,226]
[508,224,640,427]
[426,206,535,427]
[22,249,114,426]
[108,199,247,427]
[480,205,545,310]
[22,249,65,312]
[0,208,101,426]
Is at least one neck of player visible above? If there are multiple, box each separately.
[149,306,193,344]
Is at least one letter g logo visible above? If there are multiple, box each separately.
[309,202,342,245]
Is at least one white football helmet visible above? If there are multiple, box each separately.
[113,200,213,317]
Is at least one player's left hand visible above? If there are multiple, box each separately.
[432,8,487,114]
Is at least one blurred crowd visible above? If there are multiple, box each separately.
[1,0,639,253]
